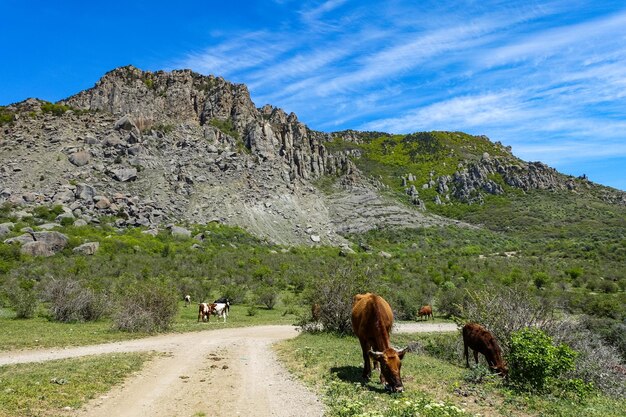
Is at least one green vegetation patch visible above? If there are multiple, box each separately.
[0,352,150,417]
[208,118,240,140]
[40,102,71,116]
[277,331,626,417]
[0,106,15,126]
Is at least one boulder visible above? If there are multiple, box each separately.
[73,242,100,255]
[69,150,91,167]
[0,222,14,237]
[310,234,321,243]
[4,233,35,245]
[102,133,124,147]
[75,183,96,201]
[55,212,75,223]
[32,231,69,252]
[109,167,137,182]
[54,189,75,203]
[94,196,111,209]
[114,115,138,131]
[170,226,191,238]
[21,241,55,257]
[38,223,61,230]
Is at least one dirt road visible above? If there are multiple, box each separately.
[0,322,457,417]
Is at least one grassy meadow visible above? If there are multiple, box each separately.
[276,331,626,417]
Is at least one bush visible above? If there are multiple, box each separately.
[508,327,578,392]
[6,278,37,318]
[255,285,278,309]
[551,319,626,398]
[40,102,70,116]
[42,278,108,322]
[302,265,369,334]
[436,286,466,318]
[113,278,178,332]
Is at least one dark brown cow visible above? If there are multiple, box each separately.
[352,293,408,392]
[462,323,508,376]
[417,305,433,320]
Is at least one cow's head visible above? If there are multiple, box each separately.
[369,347,408,392]
[492,363,508,378]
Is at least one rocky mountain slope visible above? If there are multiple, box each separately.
[1,66,623,245]
[0,67,453,245]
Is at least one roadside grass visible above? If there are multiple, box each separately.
[0,352,151,417]
[0,303,300,351]
[275,331,626,417]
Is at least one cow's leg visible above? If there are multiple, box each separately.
[464,341,470,368]
[359,340,371,379]
[473,350,479,365]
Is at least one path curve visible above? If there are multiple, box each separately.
[0,322,457,417]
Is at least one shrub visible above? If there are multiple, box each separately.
[41,102,70,116]
[6,278,37,318]
[508,327,578,392]
[302,265,369,334]
[42,278,108,322]
[255,285,278,309]
[113,278,178,332]
[436,286,466,318]
[532,271,551,289]
[551,319,626,398]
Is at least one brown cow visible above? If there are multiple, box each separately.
[462,323,508,376]
[352,293,408,392]
[311,303,321,322]
[417,305,433,320]
[197,303,213,322]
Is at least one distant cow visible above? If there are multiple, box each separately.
[311,303,321,322]
[213,298,230,316]
[184,295,191,307]
[211,302,229,322]
[417,305,433,321]
[197,303,213,322]
[462,323,508,376]
[352,293,408,392]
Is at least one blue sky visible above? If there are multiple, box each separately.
[1,0,625,190]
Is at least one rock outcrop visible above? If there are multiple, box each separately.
[0,67,451,244]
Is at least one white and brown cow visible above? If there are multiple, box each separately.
[210,302,230,322]
[197,303,213,322]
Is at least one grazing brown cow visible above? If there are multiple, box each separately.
[311,303,321,322]
[417,305,433,321]
[462,323,508,376]
[352,293,408,392]
[197,303,213,322]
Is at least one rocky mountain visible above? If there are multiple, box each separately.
[0,67,454,245]
[0,66,623,245]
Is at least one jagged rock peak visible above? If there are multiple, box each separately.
[61,65,259,128]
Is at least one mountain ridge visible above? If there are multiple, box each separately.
[1,66,624,245]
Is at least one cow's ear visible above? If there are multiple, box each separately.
[368,349,384,361]
[397,347,409,360]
